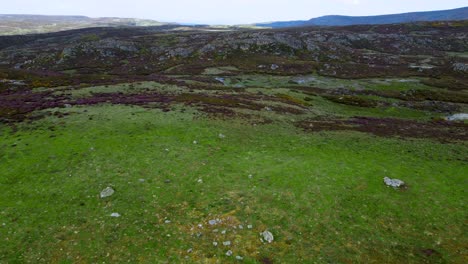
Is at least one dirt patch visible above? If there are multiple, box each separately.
[297,117,468,142]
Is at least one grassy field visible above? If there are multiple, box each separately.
[1,99,466,263]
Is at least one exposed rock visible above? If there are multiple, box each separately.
[223,241,231,246]
[110,212,121,217]
[226,250,233,256]
[271,64,279,70]
[452,63,468,72]
[446,113,468,121]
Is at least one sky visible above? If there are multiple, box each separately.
[1,0,467,24]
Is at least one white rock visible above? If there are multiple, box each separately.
[213,241,218,246]
[226,250,233,256]
[193,140,198,144]
[236,256,244,260]
[100,187,115,198]
[110,213,121,217]
[218,133,226,139]
[261,230,274,243]
[223,241,231,246]
[384,177,405,188]
[247,225,253,229]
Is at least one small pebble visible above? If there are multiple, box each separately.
[187,248,193,253]
[223,241,231,246]
[165,220,171,224]
[213,242,218,246]
[247,225,253,229]
[110,213,121,217]
[236,256,244,260]
[226,250,233,256]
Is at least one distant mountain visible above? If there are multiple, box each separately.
[0,14,171,35]
[257,6,468,28]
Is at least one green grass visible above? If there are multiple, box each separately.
[67,82,185,98]
[1,104,466,263]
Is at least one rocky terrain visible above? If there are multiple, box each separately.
[0,21,467,263]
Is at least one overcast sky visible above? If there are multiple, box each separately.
[2,0,467,24]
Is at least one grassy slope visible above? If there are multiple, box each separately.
[1,104,466,263]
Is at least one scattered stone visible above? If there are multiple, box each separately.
[164,179,171,184]
[261,230,274,243]
[110,213,121,217]
[218,133,226,139]
[215,77,225,84]
[236,256,244,260]
[187,248,193,253]
[271,64,279,70]
[64,104,72,108]
[247,225,253,229]
[138,179,145,183]
[384,177,405,188]
[223,241,231,246]
[264,107,272,111]
[221,230,226,234]
[248,174,253,179]
[213,241,218,246]
[100,187,115,198]
[208,219,219,225]
[197,178,203,183]
[226,250,233,256]
[238,225,243,229]
[165,220,171,224]
[193,140,198,144]
[164,148,170,152]
[198,224,203,228]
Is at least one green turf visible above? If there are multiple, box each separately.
[1,104,466,263]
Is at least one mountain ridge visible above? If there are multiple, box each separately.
[257,6,468,28]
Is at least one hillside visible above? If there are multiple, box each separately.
[0,14,169,35]
[258,6,468,28]
[0,21,467,263]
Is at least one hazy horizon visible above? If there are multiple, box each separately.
[1,0,467,24]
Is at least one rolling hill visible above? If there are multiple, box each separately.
[0,14,171,35]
